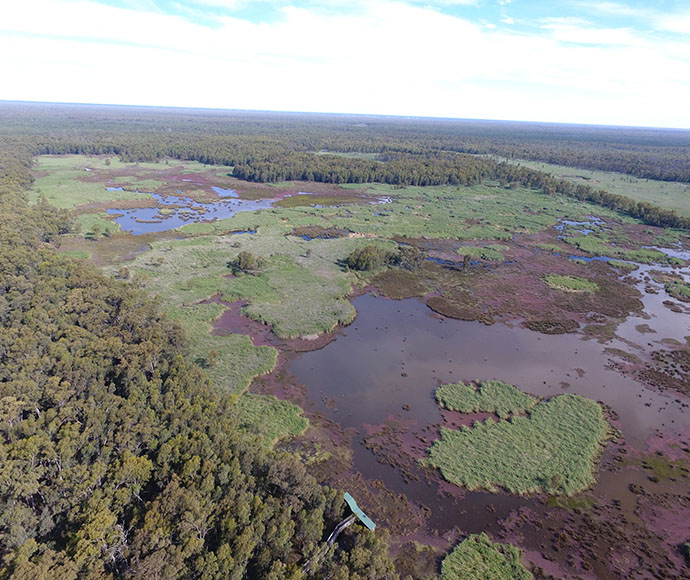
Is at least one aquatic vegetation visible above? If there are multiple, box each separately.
[371,268,429,299]
[665,280,690,302]
[426,392,610,495]
[637,452,689,482]
[440,533,533,580]
[544,274,599,293]
[435,380,537,419]
[682,541,690,565]
[427,292,495,325]
[608,259,638,271]
[458,245,505,261]
[563,235,671,264]
[524,319,579,334]
[535,243,563,252]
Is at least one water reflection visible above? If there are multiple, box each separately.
[106,190,281,234]
[289,293,689,531]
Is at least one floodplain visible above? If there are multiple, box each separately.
[30,147,690,578]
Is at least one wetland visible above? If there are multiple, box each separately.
[13,114,690,579]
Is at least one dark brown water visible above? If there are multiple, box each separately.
[292,294,688,445]
[289,293,690,533]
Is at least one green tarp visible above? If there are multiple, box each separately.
[343,492,376,530]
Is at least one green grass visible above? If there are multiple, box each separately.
[29,156,147,208]
[535,243,563,253]
[440,533,533,580]
[164,302,277,394]
[113,227,368,343]
[112,176,165,190]
[228,256,357,338]
[609,259,638,271]
[76,212,121,237]
[426,392,610,496]
[512,159,690,218]
[29,155,232,211]
[234,393,309,447]
[544,274,599,293]
[330,182,632,240]
[57,249,92,260]
[37,155,643,245]
[436,380,537,419]
[665,280,690,302]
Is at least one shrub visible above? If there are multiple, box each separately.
[345,245,395,271]
[230,250,267,274]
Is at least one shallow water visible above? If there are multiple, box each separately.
[107,190,278,234]
[616,262,690,344]
[289,292,690,532]
[555,216,603,236]
[292,294,687,445]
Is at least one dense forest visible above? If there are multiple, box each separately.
[0,132,396,578]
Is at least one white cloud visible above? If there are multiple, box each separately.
[411,0,478,5]
[653,12,690,35]
[501,16,514,25]
[541,16,592,27]
[577,1,646,17]
[577,2,690,36]
[1,0,689,127]
[540,19,640,46]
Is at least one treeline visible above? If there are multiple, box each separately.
[233,152,495,186]
[0,143,396,577]
[2,102,690,182]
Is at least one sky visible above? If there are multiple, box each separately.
[1,0,690,128]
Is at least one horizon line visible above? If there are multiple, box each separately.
[2,99,690,133]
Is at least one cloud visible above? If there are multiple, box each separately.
[410,0,478,5]
[653,12,690,35]
[577,1,647,17]
[575,1,690,35]
[540,18,640,46]
[1,0,689,127]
